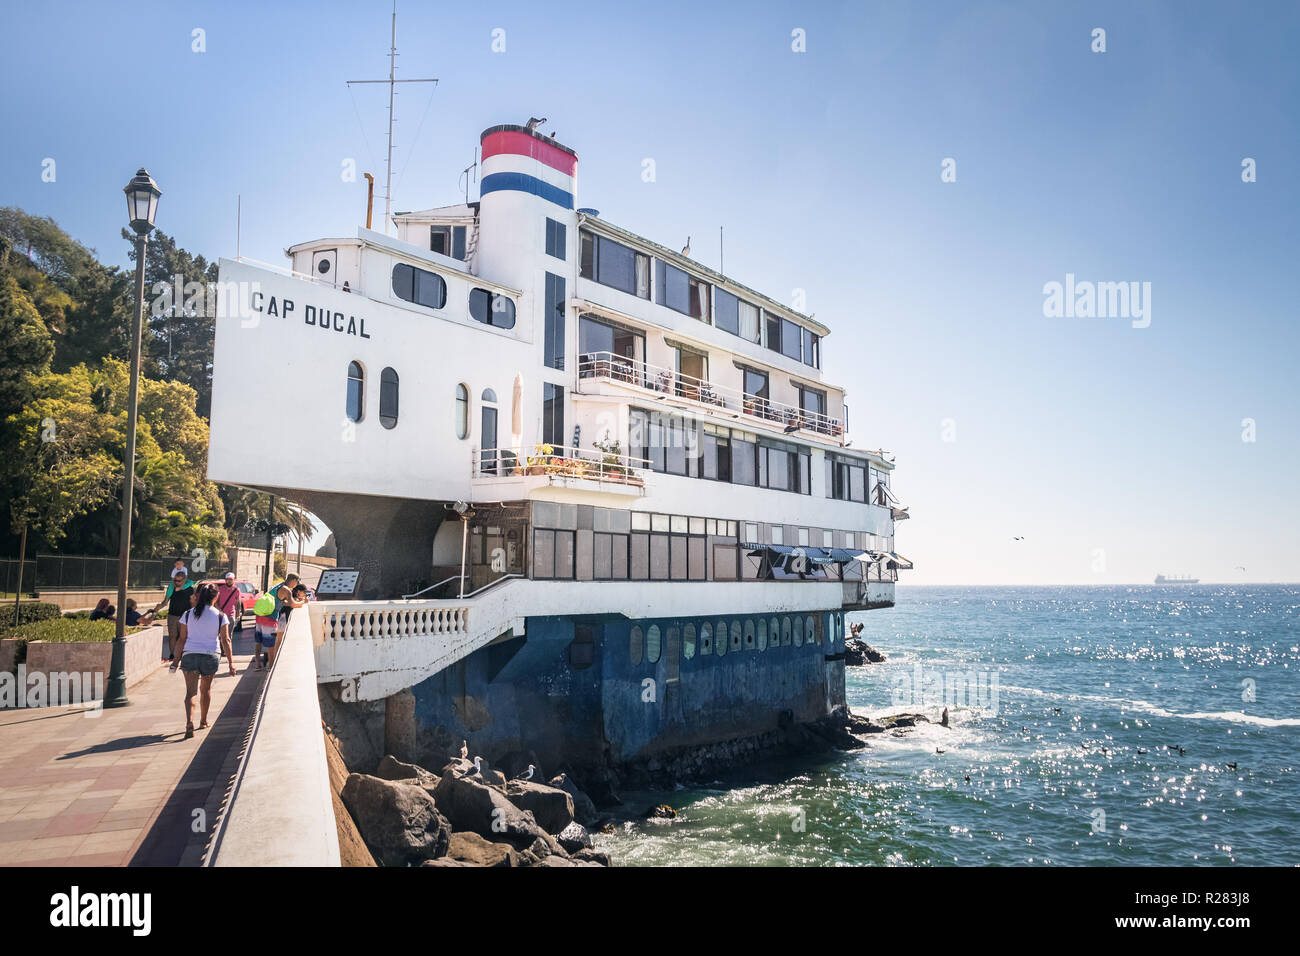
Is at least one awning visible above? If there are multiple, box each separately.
[883,552,913,569]
[828,547,873,564]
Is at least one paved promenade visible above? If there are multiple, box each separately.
[0,631,264,866]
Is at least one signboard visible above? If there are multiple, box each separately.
[316,568,362,600]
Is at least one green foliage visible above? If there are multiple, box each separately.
[0,270,55,418]
[2,616,143,643]
[3,602,62,628]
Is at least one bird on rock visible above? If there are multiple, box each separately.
[459,740,469,759]
[462,756,483,778]
[514,764,535,781]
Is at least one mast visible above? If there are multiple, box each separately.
[347,3,438,236]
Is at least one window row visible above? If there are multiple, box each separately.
[392,263,516,329]
[826,455,890,503]
[628,614,836,665]
[578,229,820,368]
[629,408,812,494]
[344,361,399,429]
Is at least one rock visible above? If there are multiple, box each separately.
[445,831,519,867]
[878,713,929,730]
[644,804,677,820]
[518,834,570,866]
[845,638,886,666]
[486,770,508,789]
[374,754,439,787]
[505,780,575,834]
[573,847,611,867]
[340,773,451,866]
[556,821,594,853]
[497,750,546,784]
[432,765,550,850]
[549,773,600,825]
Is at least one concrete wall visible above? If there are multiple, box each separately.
[11,624,164,699]
[209,609,339,866]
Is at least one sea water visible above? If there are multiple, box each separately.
[597,585,1299,866]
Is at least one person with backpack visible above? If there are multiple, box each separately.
[153,569,195,662]
[171,582,236,739]
[214,572,243,631]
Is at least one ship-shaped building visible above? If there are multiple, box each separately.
[208,122,910,779]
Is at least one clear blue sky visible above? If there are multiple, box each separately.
[2,0,1297,584]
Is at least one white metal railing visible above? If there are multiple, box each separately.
[472,442,650,486]
[577,350,845,439]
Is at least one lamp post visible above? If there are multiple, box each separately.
[105,168,161,709]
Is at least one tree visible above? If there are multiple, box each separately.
[0,268,55,419]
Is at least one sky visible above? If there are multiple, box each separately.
[2,0,1297,584]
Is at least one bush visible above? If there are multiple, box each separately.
[3,602,62,628]
[5,617,143,644]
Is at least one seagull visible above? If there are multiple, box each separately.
[1166,744,1180,751]
[1137,749,1147,755]
[964,774,971,784]
[681,236,691,257]
[514,764,535,782]
[459,740,469,759]
[1012,536,1024,541]
[1178,746,1186,756]
[462,756,483,778]
[1052,707,1062,714]
[935,748,946,755]
[1226,762,1238,770]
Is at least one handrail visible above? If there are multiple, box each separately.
[401,574,466,600]
[577,350,845,439]
[472,442,650,485]
[461,572,523,599]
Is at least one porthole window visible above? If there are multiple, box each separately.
[770,617,780,649]
[647,625,661,664]
[470,288,517,329]
[700,622,713,656]
[683,624,697,659]
[346,361,364,422]
[716,620,728,656]
[392,262,447,310]
[630,625,643,666]
[782,616,792,646]
[792,616,803,647]
[455,383,469,439]
[744,620,755,650]
[806,615,817,645]
[379,367,399,429]
[730,621,742,652]
[757,618,768,651]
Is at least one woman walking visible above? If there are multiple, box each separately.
[170,582,237,739]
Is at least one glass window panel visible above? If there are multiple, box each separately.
[655,260,691,314]
[714,287,739,334]
[555,531,575,579]
[651,513,670,533]
[715,620,728,656]
[670,536,687,580]
[712,544,737,580]
[744,620,755,650]
[646,625,661,663]
[649,534,670,579]
[782,319,802,361]
[739,301,760,342]
[632,512,651,531]
[630,532,650,579]
[534,529,555,579]
[730,621,742,651]
[683,624,696,659]
[688,536,706,580]
[611,534,629,578]
[594,532,612,579]
[379,367,399,428]
[700,622,712,655]
[630,625,643,665]
[670,515,689,533]
[597,236,636,294]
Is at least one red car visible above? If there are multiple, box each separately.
[200,579,260,631]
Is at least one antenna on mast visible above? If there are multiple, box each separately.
[346,2,438,235]
[459,146,479,205]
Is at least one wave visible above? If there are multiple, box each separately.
[996,684,1300,728]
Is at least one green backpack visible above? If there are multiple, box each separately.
[253,586,277,617]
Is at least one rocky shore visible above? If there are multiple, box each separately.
[844,637,886,665]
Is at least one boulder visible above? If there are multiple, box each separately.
[844,638,886,666]
[445,831,519,868]
[517,833,570,866]
[374,754,439,788]
[486,770,509,790]
[505,780,575,834]
[573,847,611,867]
[548,773,599,825]
[644,804,677,820]
[555,821,593,853]
[433,765,550,850]
[340,773,451,866]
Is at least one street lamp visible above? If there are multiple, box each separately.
[105,169,161,709]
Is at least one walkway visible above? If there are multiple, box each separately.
[0,629,265,866]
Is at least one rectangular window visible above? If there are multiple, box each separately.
[712,544,738,580]
[594,532,612,579]
[670,535,688,580]
[580,230,650,298]
[545,218,566,260]
[850,464,866,502]
[689,278,710,322]
[630,532,650,579]
[782,318,803,362]
[649,533,670,580]
[765,312,782,353]
[611,533,629,578]
[803,329,819,368]
[688,536,707,580]
[533,529,555,579]
[714,287,739,335]
[731,437,756,486]
[544,272,565,370]
[739,300,760,342]
[429,225,468,260]
[555,531,575,579]
[656,260,691,314]
[542,383,564,448]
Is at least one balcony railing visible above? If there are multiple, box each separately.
[577,351,844,439]
[472,442,650,486]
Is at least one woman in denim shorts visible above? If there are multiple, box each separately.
[171,583,236,739]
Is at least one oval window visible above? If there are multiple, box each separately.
[630,626,643,666]
[757,618,768,652]
[683,623,697,660]
[730,621,742,652]
[646,625,661,663]
[346,361,364,422]
[744,620,755,650]
[470,288,517,330]
[392,262,447,309]
[806,615,817,645]
[455,383,469,439]
[782,617,792,646]
[379,367,399,429]
[700,622,712,656]
[792,616,803,648]
[715,620,728,656]
[770,617,780,649]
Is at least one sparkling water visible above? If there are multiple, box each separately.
[598,585,1300,866]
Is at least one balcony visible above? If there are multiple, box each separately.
[577,351,845,441]
[471,442,650,494]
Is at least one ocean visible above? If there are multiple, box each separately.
[596,585,1300,866]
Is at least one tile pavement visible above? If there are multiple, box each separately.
[0,629,268,866]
